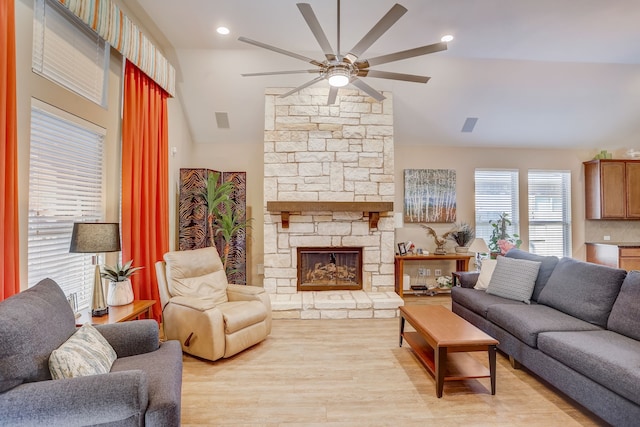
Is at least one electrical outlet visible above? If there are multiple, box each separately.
[434,269,442,276]
[426,269,431,277]
[604,235,611,241]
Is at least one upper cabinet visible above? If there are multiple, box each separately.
[584,159,640,219]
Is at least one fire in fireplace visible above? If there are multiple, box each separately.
[297,247,363,291]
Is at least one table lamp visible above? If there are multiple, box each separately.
[468,238,490,270]
[69,222,121,316]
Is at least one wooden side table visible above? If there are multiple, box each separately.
[395,254,472,298]
[76,300,155,326]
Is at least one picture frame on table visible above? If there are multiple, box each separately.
[398,242,407,255]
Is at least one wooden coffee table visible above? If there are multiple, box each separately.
[399,305,499,397]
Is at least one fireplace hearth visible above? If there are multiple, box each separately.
[297,247,363,291]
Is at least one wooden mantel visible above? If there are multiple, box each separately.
[266,201,394,230]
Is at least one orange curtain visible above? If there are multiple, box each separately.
[122,60,169,322]
[1,0,20,300]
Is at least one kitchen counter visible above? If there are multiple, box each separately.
[586,242,640,270]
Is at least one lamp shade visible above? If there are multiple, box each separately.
[69,222,121,253]
[468,238,490,254]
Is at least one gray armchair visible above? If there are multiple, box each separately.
[0,278,182,426]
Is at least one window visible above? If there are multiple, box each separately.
[28,100,106,311]
[474,170,520,250]
[528,170,571,257]
[32,0,109,106]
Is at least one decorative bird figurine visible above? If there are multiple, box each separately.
[420,225,453,255]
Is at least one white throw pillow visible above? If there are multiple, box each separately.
[474,259,497,290]
[485,256,541,304]
[49,323,116,379]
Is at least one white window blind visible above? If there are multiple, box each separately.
[474,169,520,250]
[528,170,572,257]
[28,100,106,311]
[32,0,109,106]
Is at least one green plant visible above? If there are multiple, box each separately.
[447,222,475,247]
[207,172,252,272]
[488,212,522,253]
[100,260,143,282]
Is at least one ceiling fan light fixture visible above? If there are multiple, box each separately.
[327,67,351,87]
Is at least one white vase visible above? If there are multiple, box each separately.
[455,246,469,253]
[107,279,134,306]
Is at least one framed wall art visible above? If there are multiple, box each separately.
[404,169,456,223]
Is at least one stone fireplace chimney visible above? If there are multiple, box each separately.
[262,87,403,319]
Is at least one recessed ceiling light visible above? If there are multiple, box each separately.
[217,26,230,35]
[441,34,454,42]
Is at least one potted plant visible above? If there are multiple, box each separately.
[488,212,522,257]
[101,260,143,306]
[447,222,475,253]
[207,172,252,275]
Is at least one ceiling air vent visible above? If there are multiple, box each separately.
[461,117,478,133]
[215,112,230,129]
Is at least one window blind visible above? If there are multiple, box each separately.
[32,0,109,106]
[528,170,572,257]
[474,169,520,247]
[28,100,106,311]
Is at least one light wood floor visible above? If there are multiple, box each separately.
[180,295,606,426]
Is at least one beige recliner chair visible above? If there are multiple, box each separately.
[155,246,271,361]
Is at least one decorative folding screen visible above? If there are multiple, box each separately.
[178,168,247,285]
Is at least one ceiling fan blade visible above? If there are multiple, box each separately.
[280,76,326,98]
[238,36,324,67]
[358,69,430,84]
[242,70,322,77]
[359,42,448,67]
[350,78,386,102]
[327,86,338,105]
[297,3,336,61]
[344,3,407,63]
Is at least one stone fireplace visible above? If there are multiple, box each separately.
[262,87,404,319]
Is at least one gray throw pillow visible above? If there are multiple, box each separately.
[485,256,541,304]
[537,257,627,327]
[505,248,559,301]
[607,270,640,340]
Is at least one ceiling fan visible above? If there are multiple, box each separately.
[238,0,448,104]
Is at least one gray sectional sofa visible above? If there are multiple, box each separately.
[0,278,183,426]
[452,248,640,427]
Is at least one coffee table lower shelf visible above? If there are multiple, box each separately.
[403,331,493,382]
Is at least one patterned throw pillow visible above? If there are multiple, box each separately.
[486,256,541,304]
[49,323,116,379]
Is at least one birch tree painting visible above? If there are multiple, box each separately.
[404,169,457,223]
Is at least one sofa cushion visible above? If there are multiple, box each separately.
[607,270,640,340]
[537,257,627,327]
[219,301,268,334]
[486,256,541,304]
[504,248,559,301]
[538,330,640,407]
[169,270,228,305]
[451,287,523,318]
[474,259,496,290]
[49,323,117,379]
[486,304,601,347]
[0,279,76,392]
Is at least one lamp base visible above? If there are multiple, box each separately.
[91,307,109,317]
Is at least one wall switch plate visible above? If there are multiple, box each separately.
[434,269,442,276]
[604,235,611,241]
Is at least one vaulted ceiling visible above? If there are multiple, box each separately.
[130,0,640,150]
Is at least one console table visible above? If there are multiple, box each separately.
[395,254,472,298]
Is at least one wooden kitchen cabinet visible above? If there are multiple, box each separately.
[584,159,640,219]
[586,243,640,271]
